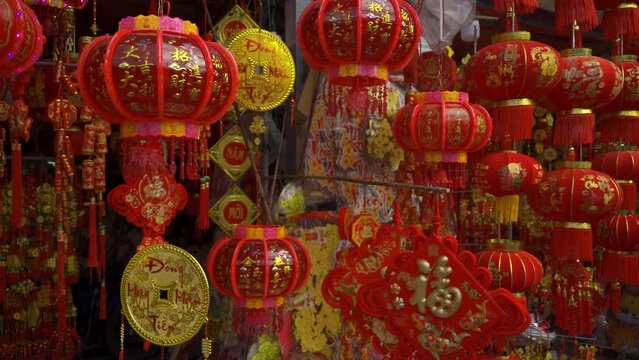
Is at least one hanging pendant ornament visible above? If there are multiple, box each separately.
[209,126,251,181]
[212,4,259,46]
[209,184,258,235]
[226,29,295,112]
[121,243,210,346]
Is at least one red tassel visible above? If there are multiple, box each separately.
[143,340,151,351]
[618,181,637,211]
[600,114,639,145]
[56,229,68,333]
[601,251,639,284]
[88,198,98,269]
[555,0,599,33]
[491,101,534,141]
[11,142,22,230]
[553,110,594,146]
[493,0,539,14]
[552,223,593,261]
[602,5,639,40]
[100,281,107,320]
[198,177,210,230]
[0,260,5,305]
[99,224,106,276]
[609,282,622,312]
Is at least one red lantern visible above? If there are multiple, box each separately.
[0,0,45,76]
[474,151,544,223]
[528,163,623,261]
[407,51,457,92]
[476,239,544,300]
[538,49,623,146]
[297,0,421,114]
[592,149,639,210]
[206,225,310,332]
[77,15,238,140]
[467,31,562,142]
[597,214,639,285]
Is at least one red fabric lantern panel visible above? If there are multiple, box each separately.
[410,51,457,92]
[598,214,639,285]
[592,150,639,210]
[600,214,639,251]
[476,240,544,294]
[597,56,639,145]
[206,225,310,302]
[77,15,238,139]
[0,0,45,76]
[538,49,623,145]
[467,32,562,141]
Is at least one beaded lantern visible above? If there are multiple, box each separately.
[0,0,46,76]
[296,0,421,115]
[597,55,639,146]
[538,49,623,146]
[476,239,544,305]
[528,154,623,261]
[206,225,310,333]
[467,31,562,143]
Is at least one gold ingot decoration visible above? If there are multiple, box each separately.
[120,244,210,346]
[212,5,258,46]
[227,29,295,112]
[209,126,251,181]
[209,184,257,235]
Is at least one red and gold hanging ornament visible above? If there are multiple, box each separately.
[296,0,421,116]
[404,49,457,92]
[538,49,623,146]
[597,55,639,146]
[467,32,562,142]
[600,2,639,41]
[474,147,544,224]
[593,148,639,210]
[528,153,623,262]
[0,0,45,76]
[206,225,310,335]
[476,239,544,305]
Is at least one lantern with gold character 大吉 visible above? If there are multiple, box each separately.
[297,0,422,115]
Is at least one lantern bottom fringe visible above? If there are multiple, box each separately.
[609,282,622,313]
[555,0,599,32]
[603,7,639,41]
[494,195,520,224]
[553,111,594,146]
[600,115,639,144]
[493,0,538,14]
[491,103,534,141]
[602,252,639,284]
[551,225,593,261]
[619,181,637,211]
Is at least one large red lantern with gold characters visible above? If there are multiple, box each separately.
[296,0,421,114]
[467,31,562,142]
[0,0,45,76]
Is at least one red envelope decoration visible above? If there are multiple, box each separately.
[107,173,188,237]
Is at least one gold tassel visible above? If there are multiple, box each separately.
[494,195,520,224]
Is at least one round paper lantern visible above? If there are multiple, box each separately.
[474,151,544,223]
[598,214,639,285]
[528,164,623,261]
[297,0,421,114]
[597,55,639,146]
[0,0,45,76]
[411,51,457,92]
[393,91,491,161]
[77,15,239,140]
[593,149,639,210]
[538,49,623,146]
[206,225,310,305]
[467,31,562,142]
[476,239,544,295]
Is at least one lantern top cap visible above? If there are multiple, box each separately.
[417,91,469,103]
[556,160,593,169]
[119,15,198,35]
[560,48,593,57]
[234,225,287,240]
[487,239,523,251]
[611,54,639,62]
[619,2,639,9]
[492,31,530,44]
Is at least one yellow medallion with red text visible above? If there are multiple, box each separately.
[208,126,251,181]
[120,244,209,346]
[209,184,257,235]
[226,28,295,111]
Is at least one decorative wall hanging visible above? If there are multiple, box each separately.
[213,4,259,46]
[297,0,421,116]
[208,184,258,235]
[209,126,251,181]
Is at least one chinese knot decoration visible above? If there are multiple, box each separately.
[467,31,562,143]
[206,225,310,334]
[0,0,46,76]
[297,0,421,115]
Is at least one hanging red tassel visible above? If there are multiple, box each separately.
[87,197,98,269]
[555,0,599,33]
[11,142,22,230]
[609,282,622,313]
[0,259,5,305]
[600,113,639,145]
[618,181,637,211]
[100,281,107,320]
[602,251,639,284]
[56,228,68,333]
[602,4,639,40]
[198,177,210,230]
[491,101,534,142]
[552,223,594,261]
[493,0,539,14]
[553,111,594,146]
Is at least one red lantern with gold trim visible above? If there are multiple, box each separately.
[597,214,639,285]
[0,0,45,76]
[593,149,639,210]
[296,0,421,115]
[528,161,623,261]
[467,31,562,142]
[476,239,544,303]
[206,225,311,332]
[538,48,623,146]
